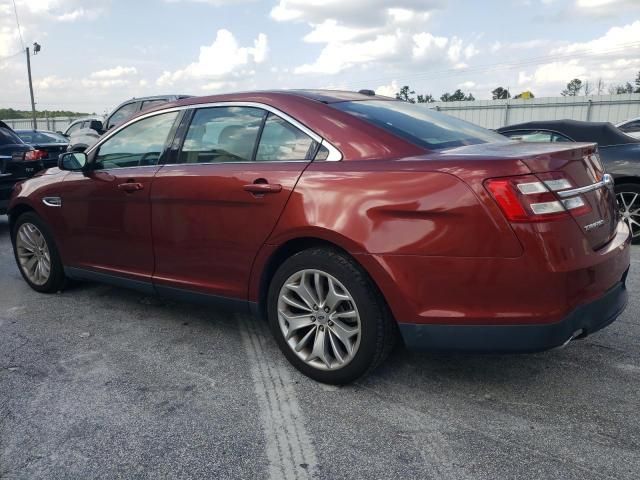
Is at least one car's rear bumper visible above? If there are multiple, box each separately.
[399,277,628,353]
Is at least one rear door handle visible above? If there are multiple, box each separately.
[243,183,282,194]
[117,182,144,193]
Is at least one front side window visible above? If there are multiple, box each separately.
[107,102,140,129]
[333,100,507,150]
[255,113,315,161]
[141,99,168,111]
[94,111,178,169]
[179,107,265,163]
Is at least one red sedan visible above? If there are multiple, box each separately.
[8,90,631,384]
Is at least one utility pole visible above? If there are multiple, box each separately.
[25,47,37,129]
[25,42,41,130]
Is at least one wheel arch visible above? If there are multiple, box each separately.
[252,236,394,324]
[613,176,640,187]
[7,202,36,233]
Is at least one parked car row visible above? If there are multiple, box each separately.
[5,90,631,384]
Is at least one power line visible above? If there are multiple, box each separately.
[0,50,24,61]
[11,0,26,50]
[336,41,640,90]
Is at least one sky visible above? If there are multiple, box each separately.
[0,0,639,115]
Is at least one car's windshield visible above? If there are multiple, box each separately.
[0,127,24,146]
[332,100,507,150]
[16,131,68,144]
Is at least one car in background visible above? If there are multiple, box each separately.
[497,120,640,242]
[0,121,46,215]
[14,129,69,168]
[104,95,192,131]
[64,96,193,152]
[6,90,630,384]
[63,117,105,153]
[617,116,640,139]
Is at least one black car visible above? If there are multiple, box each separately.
[104,94,192,131]
[14,129,69,168]
[497,120,640,242]
[0,121,45,215]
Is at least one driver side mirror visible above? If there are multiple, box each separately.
[58,152,88,171]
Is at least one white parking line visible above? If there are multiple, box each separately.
[239,315,318,480]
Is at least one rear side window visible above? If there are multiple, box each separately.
[0,127,23,146]
[179,107,265,163]
[255,113,315,161]
[333,100,507,150]
[501,130,572,143]
[619,120,640,133]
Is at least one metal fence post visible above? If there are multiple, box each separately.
[586,99,593,121]
[503,101,510,127]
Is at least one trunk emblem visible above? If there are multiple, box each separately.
[584,219,605,231]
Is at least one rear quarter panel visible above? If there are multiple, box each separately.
[249,159,525,302]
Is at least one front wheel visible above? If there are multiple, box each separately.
[12,212,66,293]
[267,248,396,384]
[615,183,640,244]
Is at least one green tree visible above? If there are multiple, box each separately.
[491,87,510,99]
[395,86,435,103]
[416,94,435,103]
[609,82,634,94]
[561,78,583,96]
[440,89,475,102]
[396,86,416,103]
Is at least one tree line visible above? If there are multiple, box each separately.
[394,70,640,103]
[0,108,91,120]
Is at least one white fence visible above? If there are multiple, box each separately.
[2,116,85,132]
[429,93,640,129]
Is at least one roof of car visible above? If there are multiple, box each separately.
[167,89,393,107]
[498,119,640,146]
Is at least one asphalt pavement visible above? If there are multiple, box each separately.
[1,214,639,479]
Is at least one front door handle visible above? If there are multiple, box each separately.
[117,182,144,193]
[243,183,282,194]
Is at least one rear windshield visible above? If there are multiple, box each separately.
[16,130,68,144]
[332,100,507,150]
[0,127,24,146]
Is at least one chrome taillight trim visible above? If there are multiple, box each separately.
[556,174,614,198]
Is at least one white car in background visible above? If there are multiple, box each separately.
[62,117,105,152]
[617,117,640,139]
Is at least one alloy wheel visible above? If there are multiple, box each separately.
[277,269,362,371]
[617,191,640,240]
[16,222,51,286]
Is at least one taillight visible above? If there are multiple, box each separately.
[24,150,47,162]
[485,173,591,222]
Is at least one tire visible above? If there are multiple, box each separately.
[267,247,396,384]
[615,183,640,244]
[12,211,66,293]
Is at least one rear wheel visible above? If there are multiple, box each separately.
[615,183,640,244]
[267,247,396,384]
[12,212,66,293]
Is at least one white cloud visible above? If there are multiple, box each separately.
[90,66,138,79]
[156,29,268,87]
[273,0,476,77]
[375,80,399,97]
[515,21,640,96]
